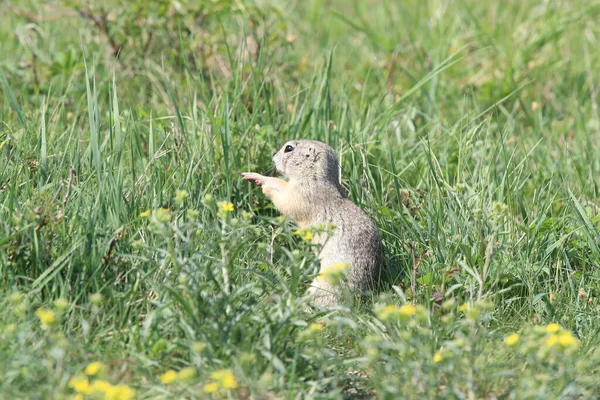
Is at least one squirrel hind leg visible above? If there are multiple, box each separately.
[307,279,340,307]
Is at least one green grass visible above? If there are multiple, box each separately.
[2,0,600,398]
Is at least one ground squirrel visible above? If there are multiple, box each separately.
[241,140,385,306]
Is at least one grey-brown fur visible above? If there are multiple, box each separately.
[243,140,385,306]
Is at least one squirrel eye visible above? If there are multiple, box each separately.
[284,144,295,153]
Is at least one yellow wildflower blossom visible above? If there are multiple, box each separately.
[299,322,326,341]
[210,369,238,389]
[545,334,559,347]
[35,307,56,328]
[90,379,113,393]
[504,333,520,346]
[308,323,324,331]
[203,382,219,393]
[375,303,422,321]
[160,369,178,384]
[68,375,92,395]
[399,303,417,316]
[557,331,579,348]
[218,201,234,213]
[293,228,314,242]
[375,304,399,321]
[221,374,238,389]
[318,262,350,284]
[139,209,151,218]
[210,369,227,380]
[84,362,105,376]
[107,384,136,400]
[546,323,561,333]
[458,303,469,312]
[176,367,196,380]
[433,352,443,363]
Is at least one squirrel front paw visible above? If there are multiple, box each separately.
[240,173,287,200]
[240,172,266,187]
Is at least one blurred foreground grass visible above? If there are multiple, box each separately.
[1,0,600,398]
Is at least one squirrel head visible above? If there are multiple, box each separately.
[273,140,341,185]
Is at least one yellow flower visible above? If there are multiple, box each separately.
[139,209,151,218]
[458,303,469,312]
[176,367,196,380]
[210,369,226,380]
[221,374,238,389]
[433,352,443,363]
[68,375,92,395]
[203,382,219,393]
[90,379,113,393]
[35,307,56,328]
[299,322,326,341]
[84,362,105,376]
[218,201,234,213]
[399,304,417,316]
[546,323,561,333]
[308,323,324,331]
[160,369,178,384]
[504,333,520,346]
[545,334,559,347]
[375,304,399,321]
[104,386,119,400]
[107,384,136,400]
[293,228,313,242]
[375,303,422,321]
[557,331,579,348]
[210,369,238,389]
[318,262,350,284]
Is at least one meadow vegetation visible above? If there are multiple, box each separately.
[1,0,600,398]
